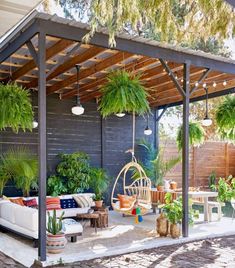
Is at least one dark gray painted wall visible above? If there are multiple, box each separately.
[0,93,155,197]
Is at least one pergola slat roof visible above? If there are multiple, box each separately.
[1,12,235,108]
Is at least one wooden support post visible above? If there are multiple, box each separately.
[182,62,190,237]
[154,108,159,153]
[38,31,47,262]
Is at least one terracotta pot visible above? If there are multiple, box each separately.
[170,181,177,190]
[46,233,66,254]
[157,185,164,192]
[156,213,169,237]
[95,200,103,208]
[170,224,181,239]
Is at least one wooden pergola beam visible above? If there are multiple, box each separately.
[1,39,74,83]
[27,45,105,89]
[47,51,133,95]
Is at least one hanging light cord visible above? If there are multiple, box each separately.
[76,64,81,105]
[132,111,136,162]
[205,87,209,117]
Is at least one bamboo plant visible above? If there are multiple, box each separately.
[98,70,150,117]
[0,83,34,133]
[176,121,205,151]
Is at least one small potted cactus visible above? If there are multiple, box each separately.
[46,210,66,254]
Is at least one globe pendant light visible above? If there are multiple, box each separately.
[202,87,212,127]
[71,64,84,115]
[144,114,152,135]
[32,120,38,128]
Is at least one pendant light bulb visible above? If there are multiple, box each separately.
[71,65,84,115]
[32,120,38,128]
[116,113,126,118]
[144,127,152,136]
[223,81,227,86]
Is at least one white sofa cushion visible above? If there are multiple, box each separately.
[14,206,38,232]
[47,207,90,218]
[0,202,19,224]
[62,219,83,235]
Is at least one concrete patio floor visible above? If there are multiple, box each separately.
[0,211,234,267]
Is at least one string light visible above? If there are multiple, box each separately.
[195,82,199,87]
[181,78,184,83]
[223,81,227,86]
[213,82,217,87]
[203,83,207,88]
[175,73,178,79]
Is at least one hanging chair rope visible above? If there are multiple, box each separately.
[132,111,136,162]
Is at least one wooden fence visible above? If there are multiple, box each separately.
[162,140,235,189]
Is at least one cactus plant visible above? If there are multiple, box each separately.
[47,210,64,235]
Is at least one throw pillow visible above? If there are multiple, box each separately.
[60,198,78,209]
[73,195,93,208]
[118,194,136,209]
[10,198,25,206]
[46,197,61,210]
[23,198,38,208]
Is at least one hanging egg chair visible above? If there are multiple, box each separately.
[111,113,152,216]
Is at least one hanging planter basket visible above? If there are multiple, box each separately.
[215,95,235,142]
[98,70,150,117]
[176,121,205,151]
[0,83,33,133]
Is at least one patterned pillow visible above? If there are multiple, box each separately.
[46,197,61,210]
[60,198,78,209]
[10,198,25,206]
[23,198,38,208]
[73,195,93,208]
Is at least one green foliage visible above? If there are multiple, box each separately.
[215,96,235,142]
[132,139,181,186]
[0,83,33,133]
[209,170,217,190]
[1,147,38,196]
[47,175,68,197]
[176,121,205,151]
[90,167,109,201]
[98,70,150,117]
[162,193,199,225]
[48,152,91,195]
[212,176,235,202]
[0,165,11,196]
[47,209,64,235]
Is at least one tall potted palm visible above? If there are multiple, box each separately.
[90,168,109,208]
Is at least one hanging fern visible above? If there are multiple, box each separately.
[176,121,205,151]
[0,83,33,133]
[98,70,150,117]
[215,95,235,141]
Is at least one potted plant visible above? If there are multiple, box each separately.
[0,83,33,133]
[215,96,235,141]
[212,176,235,203]
[0,165,11,197]
[162,193,198,238]
[132,139,181,191]
[176,121,205,151]
[46,210,66,254]
[208,170,217,191]
[47,175,68,196]
[2,147,38,196]
[90,168,109,208]
[98,70,150,117]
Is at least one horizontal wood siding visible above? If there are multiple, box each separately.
[163,140,235,189]
[0,93,154,197]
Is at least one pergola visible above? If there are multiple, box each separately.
[1,11,235,262]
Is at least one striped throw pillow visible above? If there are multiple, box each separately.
[73,195,93,208]
[46,197,61,210]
